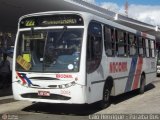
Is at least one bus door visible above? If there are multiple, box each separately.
[86,21,103,102]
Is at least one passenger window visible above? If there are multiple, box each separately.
[124,32,128,56]
[153,41,156,57]
[117,31,125,56]
[138,37,143,55]
[146,39,149,57]
[150,40,155,57]
[104,26,115,56]
[87,22,102,73]
[142,38,146,57]
[148,40,151,57]
[128,34,137,56]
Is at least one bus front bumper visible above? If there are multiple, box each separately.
[12,82,87,104]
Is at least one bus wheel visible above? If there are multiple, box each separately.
[99,84,111,109]
[139,74,145,94]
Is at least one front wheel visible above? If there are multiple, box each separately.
[139,75,145,94]
[99,85,111,109]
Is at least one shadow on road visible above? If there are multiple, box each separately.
[111,83,155,104]
[22,83,155,116]
[22,103,100,116]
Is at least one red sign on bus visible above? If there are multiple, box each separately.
[110,62,128,73]
[56,74,73,79]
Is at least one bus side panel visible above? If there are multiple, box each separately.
[86,54,156,103]
[143,58,156,85]
[112,78,128,96]
[108,57,132,96]
[86,56,131,103]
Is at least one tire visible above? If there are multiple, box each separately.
[99,84,111,109]
[139,75,145,94]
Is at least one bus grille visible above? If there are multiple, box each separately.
[21,93,71,100]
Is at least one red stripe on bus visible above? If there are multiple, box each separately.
[132,57,143,90]
[16,72,27,85]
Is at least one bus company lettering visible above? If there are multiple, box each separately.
[56,74,73,79]
[110,62,128,73]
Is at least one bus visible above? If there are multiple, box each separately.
[12,11,156,108]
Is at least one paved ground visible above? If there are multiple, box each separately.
[0,79,160,120]
[98,81,160,114]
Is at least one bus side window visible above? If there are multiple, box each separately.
[138,37,143,56]
[146,39,149,57]
[152,41,156,57]
[87,22,102,73]
[150,40,155,57]
[142,38,146,57]
[124,32,128,56]
[117,30,125,56]
[104,26,114,56]
[149,40,152,57]
[128,34,137,56]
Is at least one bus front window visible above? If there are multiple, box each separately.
[16,28,83,72]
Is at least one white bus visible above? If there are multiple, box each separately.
[12,11,156,108]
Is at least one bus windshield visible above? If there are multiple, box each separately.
[16,28,83,72]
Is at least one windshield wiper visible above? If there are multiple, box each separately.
[42,31,49,71]
[56,26,67,47]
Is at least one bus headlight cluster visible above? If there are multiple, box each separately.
[58,81,76,89]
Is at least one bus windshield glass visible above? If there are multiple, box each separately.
[16,28,83,72]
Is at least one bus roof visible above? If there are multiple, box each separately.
[19,11,155,40]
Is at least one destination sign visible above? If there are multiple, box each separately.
[42,19,77,26]
[20,14,84,28]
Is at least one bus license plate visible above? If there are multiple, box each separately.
[38,91,50,96]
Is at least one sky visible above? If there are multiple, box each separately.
[83,0,160,26]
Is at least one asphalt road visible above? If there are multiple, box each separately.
[0,79,160,120]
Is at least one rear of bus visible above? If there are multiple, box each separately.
[12,12,87,104]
